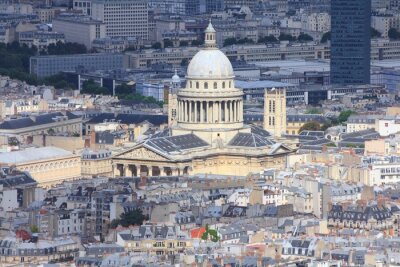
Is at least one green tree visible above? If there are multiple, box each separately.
[258,35,278,44]
[299,121,321,132]
[164,39,173,48]
[151,42,162,49]
[237,37,254,44]
[181,58,188,66]
[223,37,237,47]
[179,41,189,47]
[110,208,147,228]
[389,28,400,40]
[45,41,87,55]
[191,39,204,46]
[30,225,39,233]
[305,108,322,114]
[47,128,55,135]
[81,79,110,95]
[338,110,356,123]
[371,27,381,38]
[297,33,313,42]
[201,224,220,242]
[279,33,296,42]
[115,83,133,96]
[320,32,331,43]
[42,73,76,89]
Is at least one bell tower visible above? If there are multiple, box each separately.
[168,70,180,127]
[264,88,287,137]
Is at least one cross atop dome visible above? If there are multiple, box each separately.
[204,19,217,49]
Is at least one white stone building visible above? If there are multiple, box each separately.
[301,12,331,33]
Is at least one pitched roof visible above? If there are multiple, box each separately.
[0,112,80,130]
[87,113,168,126]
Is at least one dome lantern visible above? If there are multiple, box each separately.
[204,19,217,49]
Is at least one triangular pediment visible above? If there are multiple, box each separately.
[114,145,171,162]
[269,143,292,155]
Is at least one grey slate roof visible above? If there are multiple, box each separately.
[228,132,275,147]
[328,204,393,222]
[87,113,168,126]
[0,112,79,130]
[0,172,37,188]
[146,133,209,153]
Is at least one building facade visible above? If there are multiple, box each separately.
[330,0,371,85]
[52,15,106,49]
[30,53,125,77]
[92,0,148,40]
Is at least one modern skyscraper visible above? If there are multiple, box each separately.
[330,0,371,85]
[92,0,148,40]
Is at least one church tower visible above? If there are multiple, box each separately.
[168,70,180,127]
[264,88,287,137]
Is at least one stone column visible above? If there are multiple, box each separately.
[136,165,141,177]
[239,101,242,121]
[181,101,185,121]
[149,166,153,177]
[186,101,189,122]
[189,101,192,122]
[219,102,222,122]
[232,101,236,122]
[224,101,227,122]
[200,101,204,122]
[214,102,217,122]
[207,102,211,123]
[230,101,234,122]
[125,164,132,177]
[194,101,198,122]
[112,164,117,178]
[178,101,181,121]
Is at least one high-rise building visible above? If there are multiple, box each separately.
[92,0,148,40]
[330,0,371,85]
[224,0,257,10]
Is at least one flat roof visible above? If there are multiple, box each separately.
[235,80,295,89]
[0,147,74,164]
[255,59,330,74]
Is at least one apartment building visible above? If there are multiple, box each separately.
[301,12,330,32]
[92,0,148,40]
[18,31,65,50]
[73,0,92,15]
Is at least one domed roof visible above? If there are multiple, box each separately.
[172,69,180,83]
[187,49,234,79]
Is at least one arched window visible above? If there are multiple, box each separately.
[222,82,225,88]
[196,82,199,89]
[214,82,217,89]
[204,82,208,89]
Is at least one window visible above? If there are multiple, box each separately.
[190,81,192,88]
[196,82,199,89]
[204,82,208,89]
[222,82,225,88]
[214,82,217,89]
